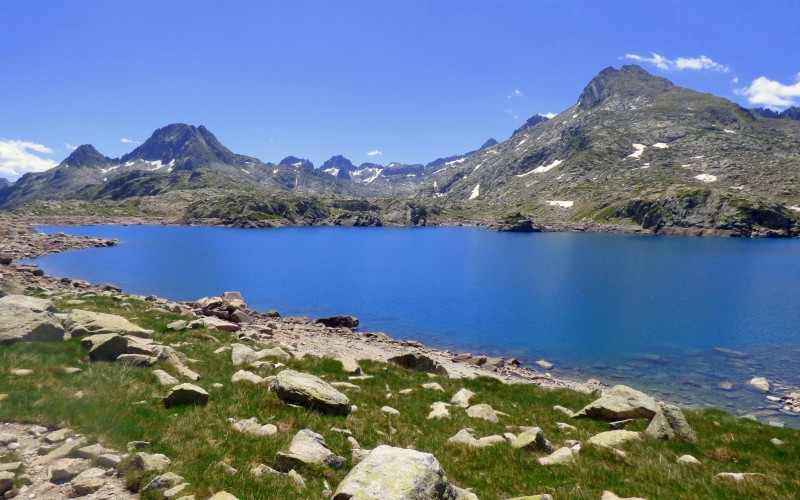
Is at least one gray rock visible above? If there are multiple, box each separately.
[76,443,115,460]
[587,430,643,448]
[116,353,156,366]
[450,388,475,408]
[274,429,344,471]
[132,452,171,473]
[0,433,18,446]
[231,370,264,384]
[65,309,153,338]
[388,352,449,377]
[0,294,54,312]
[96,454,121,468]
[256,347,291,360]
[677,454,700,465]
[466,403,501,423]
[231,344,258,366]
[538,446,578,465]
[333,445,467,500]
[573,385,659,421]
[428,402,451,419]
[229,417,277,437]
[270,370,351,415]
[749,377,771,393]
[645,403,696,441]
[49,458,88,480]
[510,427,554,452]
[337,357,363,375]
[167,320,187,331]
[316,316,359,329]
[447,429,505,448]
[163,383,209,408]
[153,369,180,386]
[70,467,106,496]
[0,471,13,495]
[81,333,128,362]
[0,302,65,344]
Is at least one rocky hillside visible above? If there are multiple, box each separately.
[422,65,800,236]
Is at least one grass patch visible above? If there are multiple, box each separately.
[1,295,799,499]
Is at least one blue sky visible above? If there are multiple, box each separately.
[2,0,799,180]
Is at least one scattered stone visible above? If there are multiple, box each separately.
[347,436,361,449]
[428,402,451,419]
[229,417,277,437]
[274,429,344,471]
[538,446,578,465]
[31,437,88,466]
[127,441,149,452]
[97,453,122,468]
[231,344,258,366]
[0,472,13,495]
[330,382,361,390]
[714,472,765,482]
[0,463,21,473]
[163,383,209,408]
[208,492,239,500]
[231,370,265,384]
[316,316,359,329]
[76,443,115,460]
[288,469,306,487]
[448,429,505,448]
[609,419,638,430]
[466,403,501,423]
[0,433,18,446]
[49,458,88,480]
[216,461,237,474]
[399,388,414,394]
[251,464,280,477]
[771,438,784,446]
[645,403,696,441]
[257,347,291,360]
[601,491,647,500]
[153,369,180,386]
[510,427,554,452]
[749,377,771,393]
[271,370,351,415]
[337,357,363,375]
[574,385,659,421]
[133,452,171,473]
[116,353,156,366]
[535,360,554,370]
[388,352,448,377]
[553,405,575,417]
[213,346,231,355]
[164,482,190,498]
[381,406,400,416]
[677,454,700,465]
[333,445,468,500]
[0,301,65,344]
[45,428,72,444]
[62,366,81,374]
[167,320,188,331]
[70,467,106,496]
[81,333,129,362]
[587,430,642,448]
[421,382,445,392]
[556,422,577,432]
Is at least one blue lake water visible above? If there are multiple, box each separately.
[27,225,800,426]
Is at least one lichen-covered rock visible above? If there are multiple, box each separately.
[510,427,554,452]
[0,302,65,344]
[466,404,501,423]
[587,430,643,448]
[163,383,209,408]
[65,309,153,338]
[388,352,449,377]
[332,445,467,500]
[49,458,88,480]
[229,417,277,437]
[450,388,475,408]
[274,429,344,471]
[132,452,171,473]
[231,344,258,366]
[337,357,363,375]
[538,447,578,465]
[271,370,351,415]
[0,294,54,312]
[573,385,659,421]
[645,403,696,441]
[81,333,128,362]
[70,467,107,496]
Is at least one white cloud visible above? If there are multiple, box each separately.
[64,143,78,151]
[539,112,557,119]
[736,73,800,109]
[507,89,525,98]
[0,139,58,180]
[731,76,739,84]
[623,52,730,73]
[121,137,140,144]
[367,150,384,156]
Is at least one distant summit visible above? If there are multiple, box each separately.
[279,156,314,169]
[120,123,235,171]
[60,145,113,169]
[512,115,550,137]
[750,106,800,121]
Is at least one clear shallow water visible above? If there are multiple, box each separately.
[28,225,800,426]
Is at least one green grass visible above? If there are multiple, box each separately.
[1,295,799,499]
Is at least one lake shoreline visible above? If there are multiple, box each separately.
[0,214,597,394]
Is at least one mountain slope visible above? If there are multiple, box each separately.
[422,65,800,236]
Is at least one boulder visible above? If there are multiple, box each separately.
[466,403,501,423]
[388,352,449,377]
[270,370,351,415]
[153,369,180,386]
[200,316,240,332]
[0,303,65,344]
[163,383,209,408]
[0,472,13,495]
[274,429,344,471]
[510,427,554,452]
[76,443,115,460]
[749,377,771,393]
[587,430,643,448]
[132,452,171,473]
[70,467,106,496]
[231,344,258,366]
[337,357,363,375]
[428,402,451,419]
[422,382,445,392]
[65,309,153,338]
[447,429,505,448]
[209,492,239,500]
[538,446,578,465]
[116,354,156,366]
[677,455,700,465]
[229,417,277,437]
[0,294,54,312]
[49,458,87,480]
[143,472,185,491]
[257,347,291,360]
[231,370,265,384]
[381,406,401,416]
[81,333,128,362]
[450,388,475,408]
[332,445,467,500]
[167,320,187,331]
[222,291,248,309]
[573,385,659,421]
[645,403,696,441]
[316,316,360,329]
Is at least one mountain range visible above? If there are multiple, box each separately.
[2,64,799,236]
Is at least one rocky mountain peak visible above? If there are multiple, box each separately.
[480,138,499,149]
[60,145,113,169]
[512,115,550,137]
[120,123,235,170]
[279,156,314,169]
[577,64,675,111]
[320,155,356,172]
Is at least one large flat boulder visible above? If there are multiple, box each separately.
[332,445,468,499]
[0,303,65,344]
[274,429,344,471]
[388,352,449,377]
[0,294,54,312]
[573,385,659,421]
[163,383,209,408]
[271,370,351,415]
[81,333,128,362]
[65,309,153,338]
